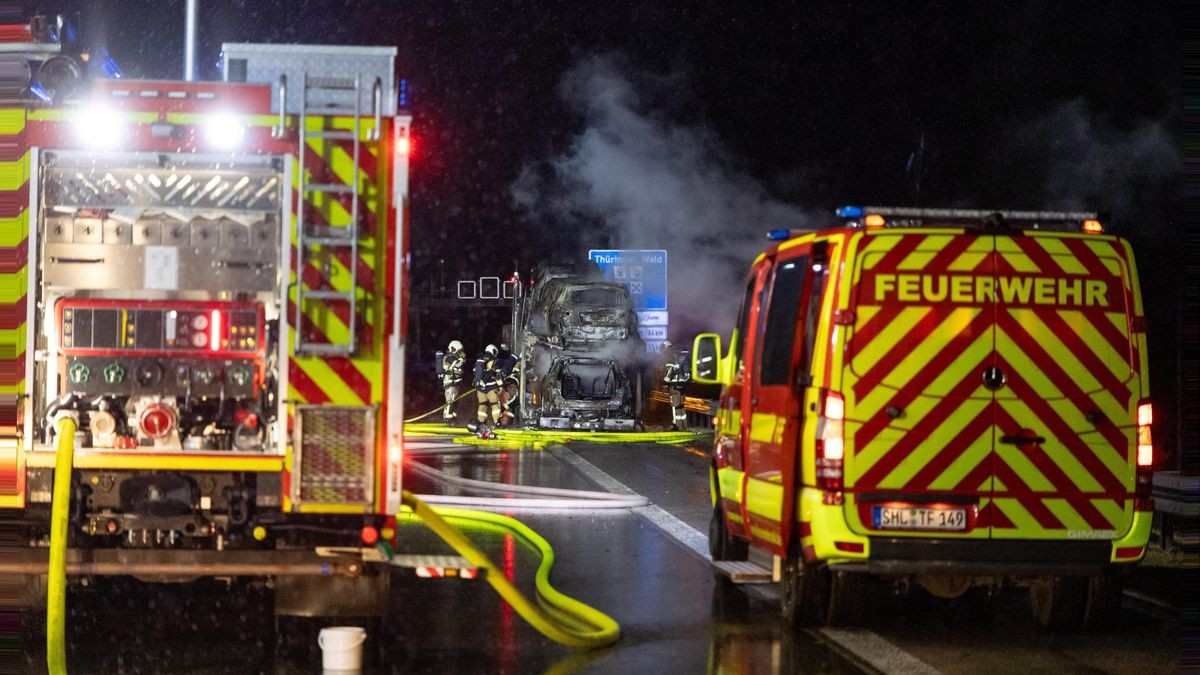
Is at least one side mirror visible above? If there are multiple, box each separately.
[691,333,724,385]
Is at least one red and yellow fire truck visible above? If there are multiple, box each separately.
[696,206,1154,630]
[1,26,419,614]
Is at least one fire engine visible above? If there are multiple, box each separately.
[696,206,1154,630]
[1,19,425,616]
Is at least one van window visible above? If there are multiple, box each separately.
[800,262,828,385]
[734,276,756,371]
[759,257,808,385]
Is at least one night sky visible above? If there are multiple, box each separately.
[26,1,1186,463]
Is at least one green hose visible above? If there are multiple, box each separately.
[399,490,620,649]
[48,416,76,674]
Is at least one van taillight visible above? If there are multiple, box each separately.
[1135,400,1153,508]
[816,391,845,493]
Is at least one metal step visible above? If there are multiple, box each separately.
[308,129,356,140]
[305,183,354,194]
[307,76,356,90]
[303,290,354,301]
[305,236,355,247]
[712,560,774,584]
[304,105,358,115]
[296,342,355,356]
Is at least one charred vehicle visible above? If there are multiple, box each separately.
[537,356,636,430]
[526,279,640,350]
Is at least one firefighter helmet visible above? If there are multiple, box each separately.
[448,340,463,353]
[661,340,672,352]
[484,344,498,357]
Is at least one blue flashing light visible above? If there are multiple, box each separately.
[767,229,791,241]
[29,82,52,104]
[96,49,124,80]
[836,205,863,218]
[397,78,409,109]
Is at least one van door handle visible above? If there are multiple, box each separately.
[999,434,1045,445]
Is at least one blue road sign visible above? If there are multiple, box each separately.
[588,249,668,311]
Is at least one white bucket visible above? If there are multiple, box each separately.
[318,626,367,672]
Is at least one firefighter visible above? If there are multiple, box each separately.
[435,340,466,424]
[497,342,521,427]
[474,344,505,424]
[661,340,691,430]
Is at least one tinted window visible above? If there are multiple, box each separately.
[734,276,756,371]
[759,257,808,385]
[800,259,828,385]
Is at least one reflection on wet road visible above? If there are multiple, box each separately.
[25,436,1183,673]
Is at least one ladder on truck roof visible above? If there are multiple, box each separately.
[295,72,382,355]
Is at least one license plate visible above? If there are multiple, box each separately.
[872,505,967,531]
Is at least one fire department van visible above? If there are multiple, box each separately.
[693,206,1154,630]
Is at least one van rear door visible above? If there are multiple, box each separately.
[842,230,997,540]
[989,233,1139,541]
[841,229,1141,543]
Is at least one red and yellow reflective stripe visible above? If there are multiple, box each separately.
[0,107,28,507]
[843,231,1139,538]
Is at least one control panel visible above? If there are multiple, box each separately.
[57,299,265,398]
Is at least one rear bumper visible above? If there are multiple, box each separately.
[831,538,1114,576]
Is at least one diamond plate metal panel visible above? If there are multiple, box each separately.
[295,405,376,505]
[221,43,397,116]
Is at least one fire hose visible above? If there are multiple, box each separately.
[399,490,621,649]
[47,416,76,674]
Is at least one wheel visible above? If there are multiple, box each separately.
[708,503,748,561]
[1029,575,1087,631]
[1082,572,1124,630]
[781,556,830,626]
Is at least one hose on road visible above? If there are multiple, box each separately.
[399,490,621,649]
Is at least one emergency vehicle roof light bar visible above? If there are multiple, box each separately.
[836,205,1102,233]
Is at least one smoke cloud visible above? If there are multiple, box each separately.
[511,53,813,340]
[995,99,1179,229]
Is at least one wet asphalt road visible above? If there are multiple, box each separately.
[25,434,1184,673]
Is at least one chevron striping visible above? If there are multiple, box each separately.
[993,460,1065,530]
[888,401,990,490]
[995,368,1128,493]
[855,356,990,488]
[996,317,1130,452]
[852,314,992,451]
[906,405,994,491]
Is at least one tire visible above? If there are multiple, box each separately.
[1082,572,1124,630]
[781,557,830,626]
[709,503,748,562]
[1029,575,1087,632]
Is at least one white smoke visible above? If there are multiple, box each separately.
[511,53,814,338]
[999,99,1179,226]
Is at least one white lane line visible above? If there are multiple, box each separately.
[555,447,713,562]
[818,629,943,675]
[557,445,944,675]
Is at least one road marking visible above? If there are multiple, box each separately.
[557,445,944,675]
[555,447,713,562]
[819,629,943,675]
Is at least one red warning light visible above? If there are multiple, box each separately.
[360,526,379,545]
[210,310,221,352]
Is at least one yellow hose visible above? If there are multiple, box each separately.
[404,388,478,424]
[48,416,76,675]
[471,428,705,445]
[399,490,620,649]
